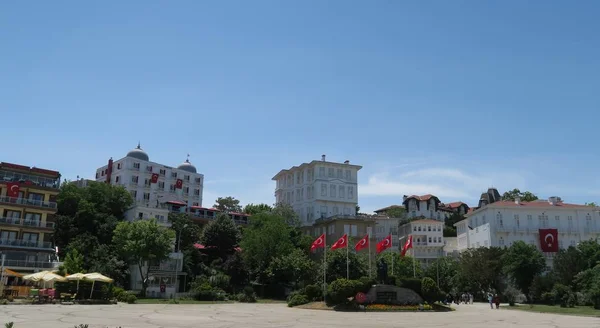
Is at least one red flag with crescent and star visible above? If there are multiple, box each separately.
[539,229,559,252]
[355,234,369,251]
[151,173,159,184]
[6,182,20,198]
[401,235,413,257]
[175,179,183,189]
[331,234,348,250]
[376,234,393,254]
[310,234,325,252]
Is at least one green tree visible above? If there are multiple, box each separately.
[576,240,600,270]
[377,252,422,279]
[501,188,538,202]
[169,212,201,251]
[214,196,242,213]
[453,247,506,296]
[502,241,546,301]
[551,246,586,289]
[586,202,598,207]
[423,257,458,293]
[445,213,465,228]
[63,248,84,274]
[385,207,406,218]
[421,277,442,304]
[201,213,241,260]
[113,219,175,297]
[240,212,295,283]
[272,203,300,226]
[267,248,317,289]
[243,203,273,215]
[325,249,368,283]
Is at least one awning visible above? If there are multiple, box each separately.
[3,268,23,277]
[166,200,186,206]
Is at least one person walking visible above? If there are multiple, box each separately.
[487,292,494,309]
[494,294,500,309]
[469,293,474,304]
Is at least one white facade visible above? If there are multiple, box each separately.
[403,195,464,222]
[95,144,204,225]
[398,219,445,266]
[272,155,361,226]
[373,216,400,252]
[455,198,600,267]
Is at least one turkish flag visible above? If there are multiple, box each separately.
[175,179,183,189]
[331,234,348,250]
[401,235,413,257]
[355,234,369,251]
[6,183,20,198]
[376,234,393,254]
[151,173,159,183]
[539,229,559,252]
[310,234,325,252]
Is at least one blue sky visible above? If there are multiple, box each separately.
[2,1,600,213]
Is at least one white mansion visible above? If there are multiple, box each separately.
[272,155,361,227]
[455,196,600,267]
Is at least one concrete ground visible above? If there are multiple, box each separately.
[0,302,599,328]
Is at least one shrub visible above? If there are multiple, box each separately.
[421,277,442,304]
[304,284,323,301]
[357,277,376,293]
[112,287,127,302]
[125,294,137,304]
[540,292,555,305]
[588,284,600,310]
[237,286,257,303]
[396,278,422,295]
[552,284,575,308]
[193,282,227,301]
[287,294,310,307]
[326,279,362,306]
[503,285,520,306]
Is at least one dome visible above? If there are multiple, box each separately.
[126,143,149,161]
[177,158,197,173]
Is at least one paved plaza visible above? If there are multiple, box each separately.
[0,302,599,328]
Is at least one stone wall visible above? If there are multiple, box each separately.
[365,284,423,305]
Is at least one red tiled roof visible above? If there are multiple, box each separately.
[374,205,403,213]
[445,202,466,208]
[406,194,437,201]
[166,200,186,205]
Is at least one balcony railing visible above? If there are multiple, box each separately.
[0,238,54,250]
[2,259,58,269]
[0,170,60,189]
[0,196,57,209]
[0,217,55,228]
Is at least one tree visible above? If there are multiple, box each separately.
[214,196,242,213]
[113,219,175,297]
[240,212,295,283]
[243,203,273,215]
[552,246,586,288]
[377,252,422,279]
[201,213,241,260]
[169,212,201,251]
[502,241,546,301]
[501,188,538,202]
[267,248,317,289]
[453,247,506,296]
[272,203,300,226]
[423,257,458,293]
[586,202,598,207]
[421,277,442,304]
[385,207,406,218]
[63,248,84,274]
[325,249,368,283]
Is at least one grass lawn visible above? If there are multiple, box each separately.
[136,298,234,305]
[507,304,600,317]
[256,299,286,304]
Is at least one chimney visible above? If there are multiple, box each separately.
[321,154,326,162]
[549,196,559,206]
[515,197,521,205]
[403,195,408,202]
[344,160,349,164]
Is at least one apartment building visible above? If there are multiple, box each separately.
[403,194,469,221]
[398,219,445,267]
[0,162,60,273]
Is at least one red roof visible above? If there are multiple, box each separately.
[445,202,466,209]
[166,200,186,205]
[406,194,437,201]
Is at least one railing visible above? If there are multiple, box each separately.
[0,238,53,249]
[2,259,57,268]
[0,170,60,189]
[0,196,57,209]
[0,217,55,229]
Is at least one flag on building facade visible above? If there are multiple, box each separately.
[175,179,183,189]
[539,228,559,252]
[376,234,392,254]
[401,235,413,257]
[331,234,348,250]
[310,234,325,252]
[355,234,369,251]
[6,182,19,198]
[151,173,159,183]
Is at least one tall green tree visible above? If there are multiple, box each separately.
[62,248,84,274]
[214,196,242,213]
[552,246,586,288]
[453,247,506,295]
[112,219,175,297]
[423,257,459,293]
[240,212,295,283]
[502,241,546,301]
[243,203,273,215]
[325,249,369,283]
[169,212,201,251]
[501,188,538,202]
[267,248,317,289]
[272,203,300,226]
[377,252,423,279]
[200,213,241,260]
[385,207,407,218]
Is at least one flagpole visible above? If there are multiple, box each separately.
[323,234,327,298]
[368,234,372,278]
[391,236,394,276]
[346,236,349,280]
[412,236,416,278]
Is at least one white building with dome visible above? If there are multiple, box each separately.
[94,143,204,225]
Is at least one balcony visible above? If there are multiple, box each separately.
[2,259,58,269]
[0,170,60,189]
[0,196,57,210]
[0,217,55,229]
[0,238,54,250]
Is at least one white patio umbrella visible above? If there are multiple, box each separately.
[23,271,66,288]
[23,270,52,282]
[66,273,87,293]
[83,273,113,299]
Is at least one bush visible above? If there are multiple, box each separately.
[237,286,257,303]
[503,285,520,306]
[552,284,575,308]
[396,278,422,295]
[125,294,137,304]
[304,284,323,301]
[326,279,362,306]
[357,277,376,293]
[193,282,227,301]
[421,277,442,304]
[540,292,555,305]
[287,294,310,307]
[588,285,600,310]
[112,287,127,302]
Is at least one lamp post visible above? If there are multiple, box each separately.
[174,223,188,299]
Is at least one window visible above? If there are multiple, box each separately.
[344,207,351,215]
[130,190,137,198]
[321,184,327,196]
[6,211,21,219]
[133,162,140,169]
[570,240,576,247]
[418,226,422,231]
[184,187,189,194]
[515,214,520,227]
[131,176,139,183]
[184,175,190,181]
[320,206,327,218]
[345,170,351,180]
[482,215,486,224]
[351,225,358,236]
[194,189,200,196]
[328,225,335,235]
[339,186,345,198]
[158,181,165,189]
[367,226,372,236]
[96,172,99,179]
[300,188,304,200]
[192,202,199,206]
[22,232,38,243]
[328,168,334,177]
[499,237,505,246]
[291,191,294,202]
[144,178,151,187]
[170,184,175,192]
[413,226,417,232]
[428,237,432,243]
[24,213,41,225]
[348,187,354,199]
[428,226,431,231]
[195,177,201,183]
[117,163,122,169]
[115,176,120,183]
[143,193,150,201]
[319,167,325,177]
[330,185,336,197]
[0,231,17,240]
[568,216,573,227]
[333,206,339,215]
[296,173,301,185]
[171,172,177,178]
[438,225,441,231]
[296,189,301,201]
[160,169,166,176]
[337,169,342,179]
[146,166,153,172]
